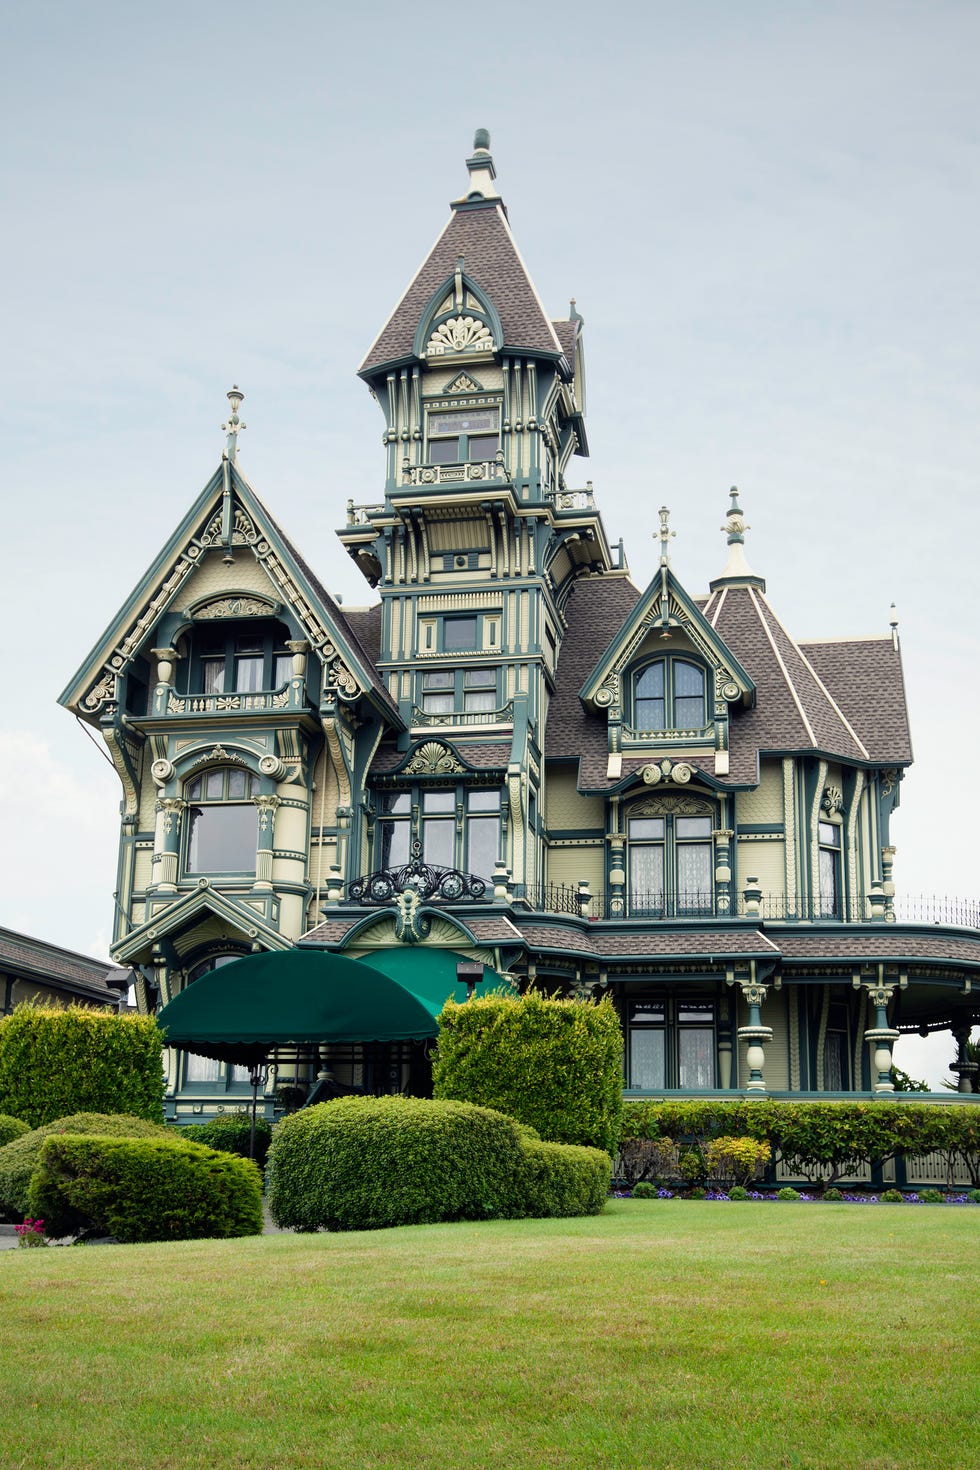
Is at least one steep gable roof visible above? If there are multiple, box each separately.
[359,202,564,376]
[59,461,398,724]
[800,636,912,763]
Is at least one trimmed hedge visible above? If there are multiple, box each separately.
[0,1112,169,1223]
[0,1115,29,1149]
[30,1134,263,1243]
[179,1113,273,1170]
[0,1004,165,1127]
[432,991,623,1153]
[521,1137,611,1218]
[620,1098,980,1187]
[267,1096,529,1232]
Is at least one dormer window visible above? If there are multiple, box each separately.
[184,620,292,696]
[634,658,707,732]
[427,408,499,465]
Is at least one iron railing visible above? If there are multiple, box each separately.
[508,887,980,929]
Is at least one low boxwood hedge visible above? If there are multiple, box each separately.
[521,1137,611,1217]
[29,1134,263,1242]
[0,1112,170,1223]
[267,1096,530,1232]
[0,1114,29,1149]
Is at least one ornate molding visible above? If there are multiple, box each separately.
[192,595,277,620]
[426,316,495,356]
[640,759,693,786]
[200,508,257,547]
[403,741,465,776]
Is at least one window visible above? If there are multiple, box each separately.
[633,658,707,732]
[627,996,716,1090]
[426,407,500,464]
[627,810,714,917]
[818,821,842,918]
[375,785,501,881]
[823,1000,851,1090]
[185,767,259,874]
[185,621,292,696]
[182,956,251,1091]
[420,667,498,715]
[419,612,499,654]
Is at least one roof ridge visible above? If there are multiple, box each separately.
[758,591,869,759]
[494,204,563,353]
[748,587,817,744]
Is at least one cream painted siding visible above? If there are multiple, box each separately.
[133,848,155,894]
[177,551,279,604]
[547,844,604,892]
[736,990,790,1090]
[545,767,605,830]
[734,839,784,900]
[736,762,783,824]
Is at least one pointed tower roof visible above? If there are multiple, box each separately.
[359,131,564,376]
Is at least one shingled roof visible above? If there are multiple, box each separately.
[0,927,119,1005]
[360,202,564,375]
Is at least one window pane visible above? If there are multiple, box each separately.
[679,1029,715,1089]
[423,790,455,813]
[467,789,500,812]
[635,696,666,730]
[674,661,704,697]
[201,659,225,694]
[226,769,247,799]
[825,1032,845,1090]
[235,634,263,654]
[636,663,665,697]
[819,822,841,848]
[229,1065,252,1085]
[422,818,454,868]
[187,777,203,801]
[429,438,459,464]
[630,845,664,912]
[422,692,455,713]
[235,657,264,692]
[444,617,478,651]
[674,695,706,727]
[186,804,257,873]
[423,670,454,689]
[466,814,499,881]
[819,848,840,916]
[630,1029,666,1090]
[463,689,495,711]
[429,409,499,435]
[629,818,664,839]
[274,653,293,687]
[379,819,410,869]
[467,434,499,460]
[676,817,712,838]
[205,770,224,800]
[383,792,411,816]
[463,668,496,688]
[676,842,712,912]
[185,1053,224,1083]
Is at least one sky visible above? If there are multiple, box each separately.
[2,1,977,1086]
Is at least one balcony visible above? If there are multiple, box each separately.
[148,680,310,720]
[402,460,508,489]
[512,887,980,928]
[410,700,514,731]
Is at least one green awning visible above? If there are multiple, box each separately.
[358,947,512,1011]
[156,949,443,1064]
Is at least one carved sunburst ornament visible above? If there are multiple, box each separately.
[404,741,465,775]
[427,316,494,356]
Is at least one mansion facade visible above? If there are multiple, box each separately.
[61,133,980,1117]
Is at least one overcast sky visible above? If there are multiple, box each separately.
[2,1,977,1085]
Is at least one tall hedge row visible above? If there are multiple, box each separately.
[620,1098,980,1186]
[0,1112,170,1222]
[0,1005,165,1127]
[432,991,623,1153]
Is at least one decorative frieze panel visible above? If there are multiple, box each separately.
[425,316,495,356]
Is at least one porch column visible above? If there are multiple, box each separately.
[737,971,773,1092]
[863,980,899,1093]
[150,646,180,717]
[951,1026,978,1094]
[151,798,185,893]
[253,794,281,891]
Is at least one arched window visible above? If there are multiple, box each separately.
[626,797,715,917]
[633,658,707,732]
[185,767,259,874]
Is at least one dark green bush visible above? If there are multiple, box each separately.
[966,1189,980,1204]
[29,1135,263,1242]
[433,991,623,1153]
[631,1181,657,1199]
[728,1185,750,1201]
[919,1188,944,1204]
[0,1112,169,1223]
[880,1188,905,1203]
[823,1187,844,1201]
[0,1114,29,1148]
[520,1138,610,1217]
[179,1113,273,1169]
[267,1096,530,1232]
[0,1004,164,1127]
[777,1186,801,1202]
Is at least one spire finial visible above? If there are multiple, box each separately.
[709,485,765,591]
[889,602,899,651]
[222,386,246,464]
[656,505,675,566]
[459,128,499,201]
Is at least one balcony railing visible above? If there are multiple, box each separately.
[403,460,507,488]
[411,701,514,729]
[509,887,980,928]
[152,682,306,718]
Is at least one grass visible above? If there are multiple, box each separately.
[2,1200,977,1470]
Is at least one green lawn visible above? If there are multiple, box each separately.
[2,1201,977,1470]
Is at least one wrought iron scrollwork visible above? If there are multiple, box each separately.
[349,851,487,906]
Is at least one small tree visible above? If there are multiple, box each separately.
[432,990,623,1154]
[0,1003,165,1127]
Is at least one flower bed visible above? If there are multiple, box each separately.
[618,1187,980,1204]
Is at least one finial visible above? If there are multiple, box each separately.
[460,128,498,201]
[657,506,675,566]
[709,485,765,590]
[222,385,246,464]
[889,603,899,651]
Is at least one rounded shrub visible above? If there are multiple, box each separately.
[880,1188,905,1203]
[266,1096,529,1232]
[967,1189,980,1204]
[704,1135,771,1188]
[631,1181,657,1199]
[823,1187,844,1202]
[179,1113,273,1170]
[728,1185,750,1201]
[29,1134,263,1242]
[776,1186,801,1202]
[0,1112,169,1223]
[0,1115,30,1149]
[521,1138,610,1217]
[919,1188,944,1204]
